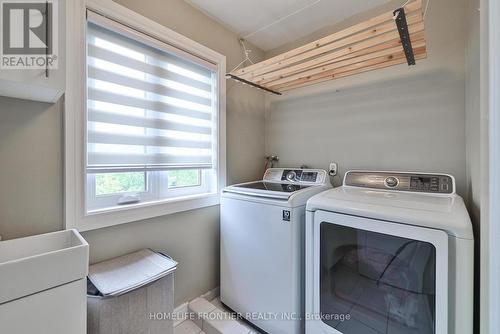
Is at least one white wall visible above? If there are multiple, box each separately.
[0,0,266,306]
[265,0,468,194]
[465,0,481,331]
[479,0,490,331]
[0,98,64,238]
[466,0,481,230]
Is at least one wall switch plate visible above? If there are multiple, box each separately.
[329,162,338,177]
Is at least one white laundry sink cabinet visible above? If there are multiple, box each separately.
[0,229,89,334]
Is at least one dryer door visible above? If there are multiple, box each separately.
[306,211,448,334]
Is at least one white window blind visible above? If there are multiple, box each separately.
[86,14,217,173]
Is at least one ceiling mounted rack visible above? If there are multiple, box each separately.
[226,0,427,95]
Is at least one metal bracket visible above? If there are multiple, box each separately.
[393,7,416,66]
[226,74,282,95]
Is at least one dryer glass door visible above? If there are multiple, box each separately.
[312,212,448,334]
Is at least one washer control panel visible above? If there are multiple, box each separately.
[344,171,454,194]
[263,168,328,184]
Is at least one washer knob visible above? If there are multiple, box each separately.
[286,171,297,181]
[385,176,399,188]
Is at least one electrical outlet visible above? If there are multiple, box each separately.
[329,162,338,177]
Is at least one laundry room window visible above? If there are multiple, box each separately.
[64,5,226,230]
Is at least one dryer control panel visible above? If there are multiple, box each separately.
[344,171,455,194]
[263,168,328,185]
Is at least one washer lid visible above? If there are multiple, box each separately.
[223,181,319,202]
[222,168,331,204]
[224,181,311,197]
[307,186,473,240]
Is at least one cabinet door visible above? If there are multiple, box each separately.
[0,279,86,334]
[0,0,65,102]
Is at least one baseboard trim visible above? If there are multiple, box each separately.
[201,286,220,301]
[174,286,220,327]
[173,302,189,327]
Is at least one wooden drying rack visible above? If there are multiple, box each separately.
[227,0,427,95]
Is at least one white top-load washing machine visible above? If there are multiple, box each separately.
[305,171,474,334]
[221,168,332,334]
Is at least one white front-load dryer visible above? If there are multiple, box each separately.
[305,171,474,334]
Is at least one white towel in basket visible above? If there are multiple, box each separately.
[88,249,177,297]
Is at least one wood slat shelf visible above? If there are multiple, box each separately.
[227,0,426,95]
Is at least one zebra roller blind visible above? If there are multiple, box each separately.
[86,13,217,173]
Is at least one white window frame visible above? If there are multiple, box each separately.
[86,170,152,210]
[64,0,226,231]
[86,169,211,212]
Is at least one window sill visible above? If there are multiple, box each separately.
[71,192,220,232]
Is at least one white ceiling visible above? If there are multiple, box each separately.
[185,0,389,51]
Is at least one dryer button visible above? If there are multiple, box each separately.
[385,176,399,188]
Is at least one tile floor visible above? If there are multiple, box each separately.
[209,298,262,334]
[173,297,263,334]
[174,320,205,334]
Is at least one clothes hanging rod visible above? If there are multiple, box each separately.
[393,7,416,65]
[226,74,282,95]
